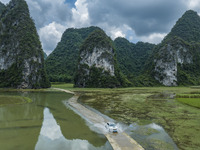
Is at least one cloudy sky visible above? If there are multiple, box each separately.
[1,0,200,55]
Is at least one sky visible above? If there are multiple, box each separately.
[1,0,200,55]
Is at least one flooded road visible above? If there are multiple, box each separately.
[0,91,112,150]
[64,94,144,150]
[80,91,181,150]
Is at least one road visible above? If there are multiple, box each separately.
[53,88,144,150]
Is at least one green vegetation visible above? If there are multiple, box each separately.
[113,10,200,87]
[51,83,190,92]
[45,26,100,83]
[80,88,200,150]
[0,63,23,87]
[152,36,200,86]
[79,29,114,53]
[114,37,155,82]
[0,2,5,14]
[45,27,155,86]
[74,29,131,88]
[0,0,50,88]
[74,65,122,88]
[164,10,200,43]
[47,10,200,87]
[176,94,200,108]
[146,10,200,86]
[177,43,200,86]
[132,127,159,136]
[43,52,47,60]
[52,83,200,150]
[0,95,32,106]
[177,98,200,108]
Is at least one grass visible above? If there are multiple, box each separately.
[52,83,74,89]
[51,83,200,150]
[177,98,200,108]
[0,95,32,106]
[51,83,195,93]
[176,94,200,108]
[176,94,200,98]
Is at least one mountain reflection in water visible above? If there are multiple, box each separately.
[35,108,111,150]
[0,91,112,150]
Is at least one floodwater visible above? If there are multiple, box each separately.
[86,104,178,150]
[0,91,112,150]
[80,92,180,150]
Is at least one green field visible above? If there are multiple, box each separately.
[52,83,200,150]
[177,98,200,108]
[176,94,200,108]
[0,95,32,106]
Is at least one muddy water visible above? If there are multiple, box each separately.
[0,91,112,150]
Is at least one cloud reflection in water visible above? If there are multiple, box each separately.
[35,108,111,150]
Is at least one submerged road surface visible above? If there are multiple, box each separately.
[53,88,144,150]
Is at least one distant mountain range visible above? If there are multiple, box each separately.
[46,9,200,87]
[1,0,200,88]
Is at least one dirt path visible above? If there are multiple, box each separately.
[53,88,144,150]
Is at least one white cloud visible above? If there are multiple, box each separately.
[0,0,9,4]
[28,0,91,54]
[139,33,167,44]
[128,36,134,41]
[1,0,198,53]
[113,31,125,39]
[26,0,72,28]
[87,0,187,37]
[187,0,200,9]
[39,22,66,55]
[92,23,132,41]
[69,0,90,28]
[108,26,126,39]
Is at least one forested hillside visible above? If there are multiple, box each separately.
[114,37,155,78]
[151,10,200,86]
[0,2,5,14]
[43,52,47,60]
[0,0,50,88]
[164,10,200,43]
[74,29,130,88]
[45,26,100,82]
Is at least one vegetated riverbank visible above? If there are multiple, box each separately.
[52,83,200,150]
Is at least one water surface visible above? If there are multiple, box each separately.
[0,91,112,150]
